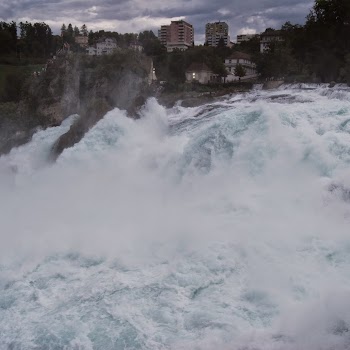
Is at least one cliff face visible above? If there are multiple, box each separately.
[0,50,153,157]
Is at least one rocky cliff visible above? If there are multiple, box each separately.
[0,50,153,158]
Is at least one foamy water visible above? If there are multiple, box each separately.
[1,86,350,349]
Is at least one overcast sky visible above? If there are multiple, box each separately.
[0,0,313,43]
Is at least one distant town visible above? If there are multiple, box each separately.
[0,0,349,157]
[0,0,349,106]
[58,20,283,85]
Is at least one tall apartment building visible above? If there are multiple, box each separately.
[158,20,194,52]
[205,22,230,47]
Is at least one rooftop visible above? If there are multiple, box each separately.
[186,62,212,72]
[261,30,283,37]
[227,52,252,60]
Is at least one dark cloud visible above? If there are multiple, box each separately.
[0,0,313,42]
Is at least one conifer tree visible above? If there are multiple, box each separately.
[60,23,66,36]
[81,24,88,36]
[73,26,80,36]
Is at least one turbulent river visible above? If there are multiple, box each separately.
[1,84,350,349]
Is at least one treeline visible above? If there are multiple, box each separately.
[0,21,61,103]
[254,0,350,83]
[154,0,350,85]
[0,21,62,64]
[59,23,88,53]
[0,22,17,56]
[60,23,88,42]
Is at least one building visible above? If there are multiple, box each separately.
[158,20,194,52]
[185,62,218,84]
[236,34,259,43]
[74,35,88,48]
[224,52,257,82]
[86,38,118,56]
[96,38,117,55]
[86,46,97,55]
[260,30,284,53]
[148,59,157,84]
[205,22,230,47]
[129,41,143,52]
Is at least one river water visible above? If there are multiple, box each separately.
[1,85,350,349]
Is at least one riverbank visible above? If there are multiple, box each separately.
[0,51,154,158]
[2,79,349,158]
[157,82,254,108]
[0,76,254,156]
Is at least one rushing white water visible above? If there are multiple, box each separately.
[1,85,350,350]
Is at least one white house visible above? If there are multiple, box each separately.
[148,59,157,84]
[129,41,143,52]
[224,52,257,82]
[185,62,218,84]
[260,30,284,53]
[74,35,88,48]
[86,38,118,56]
[86,46,97,55]
[96,38,117,55]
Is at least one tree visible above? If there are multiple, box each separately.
[234,64,246,81]
[168,50,186,83]
[138,30,164,56]
[67,24,73,39]
[217,37,226,49]
[81,24,88,36]
[238,36,260,55]
[211,55,227,79]
[88,30,94,45]
[60,24,66,36]
[0,21,17,56]
[304,0,350,81]
[138,30,156,42]
[2,70,26,102]
[73,26,80,36]
[0,30,14,55]
[20,21,53,58]
[309,0,350,25]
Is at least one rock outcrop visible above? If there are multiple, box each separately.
[0,50,154,158]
